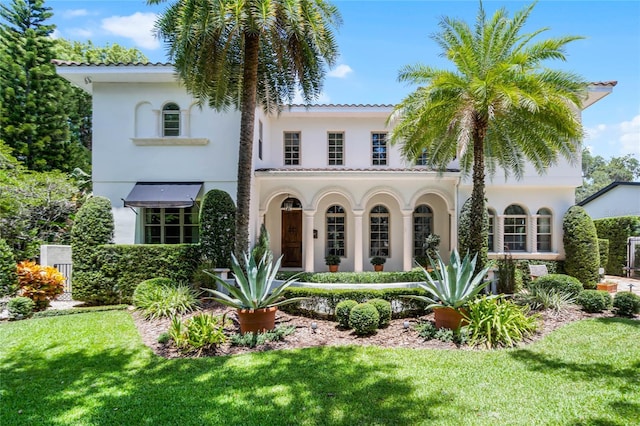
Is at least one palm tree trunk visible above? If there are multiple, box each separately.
[470,119,488,274]
[234,32,260,258]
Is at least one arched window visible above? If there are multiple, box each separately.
[503,204,527,251]
[326,205,346,256]
[537,208,552,252]
[370,205,390,257]
[162,103,180,136]
[487,208,496,252]
[413,204,433,256]
[281,197,302,211]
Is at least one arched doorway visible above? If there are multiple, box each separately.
[281,197,302,267]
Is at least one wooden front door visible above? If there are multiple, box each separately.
[281,210,302,267]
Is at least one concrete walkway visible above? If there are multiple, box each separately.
[602,275,640,296]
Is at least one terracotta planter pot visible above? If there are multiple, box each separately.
[374,264,384,272]
[597,282,617,293]
[434,307,468,330]
[237,306,278,334]
[328,265,339,273]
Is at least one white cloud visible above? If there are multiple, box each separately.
[67,28,93,38]
[328,64,353,79]
[101,12,159,50]
[62,9,89,19]
[291,89,330,105]
[585,114,640,158]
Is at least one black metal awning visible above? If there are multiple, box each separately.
[123,182,203,208]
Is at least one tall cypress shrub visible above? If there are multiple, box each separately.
[563,206,599,289]
[597,238,609,271]
[70,196,114,302]
[199,189,235,269]
[0,238,18,296]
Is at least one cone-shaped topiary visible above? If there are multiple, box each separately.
[563,206,599,289]
[199,189,236,269]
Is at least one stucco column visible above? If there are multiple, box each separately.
[530,215,538,253]
[180,109,190,137]
[496,215,505,253]
[304,211,315,272]
[402,210,413,271]
[449,208,458,253]
[353,210,364,272]
[153,109,161,137]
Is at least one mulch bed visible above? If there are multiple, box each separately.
[132,301,620,358]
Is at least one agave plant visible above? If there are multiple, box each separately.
[406,250,493,309]
[203,252,305,310]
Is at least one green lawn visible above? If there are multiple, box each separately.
[1,312,638,425]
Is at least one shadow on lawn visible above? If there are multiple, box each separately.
[0,343,454,425]
[509,318,640,425]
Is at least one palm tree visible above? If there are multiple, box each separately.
[389,2,586,272]
[149,0,341,256]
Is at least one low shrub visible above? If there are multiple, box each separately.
[348,303,379,335]
[368,298,392,328]
[230,325,296,348]
[335,300,358,328]
[463,296,539,348]
[415,320,437,340]
[532,274,583,298]
[169,313,226,355]
[157,332,171,344]
[16,261,64,311]
[576,290,612,313]
[133,280,199,319]
[7,296,35,320]
[434,328,454,343]
[612,292,640,317]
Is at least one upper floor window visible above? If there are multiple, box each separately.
[487,208,496,252]
[326,205,346,257]
[328,132,344,165]
[162,103,180,137]
[415,149,428,166]
[144,206,199,244]
[503,204,527,252]
[284,131,300,165]
[372,132,387,166]
[370,205,390,257]
[537,208,552,252]
[413,204,433,256]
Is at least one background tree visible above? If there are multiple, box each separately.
[577,148,640,202]
[0,0,75,171]
[150,0,341,256]
[389,2,586,273]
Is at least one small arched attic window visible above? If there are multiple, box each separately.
[162,103,180,137]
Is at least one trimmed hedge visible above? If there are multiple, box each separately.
[335,300,358,328]
[563,206,600,289]
[280,287,430,319]
[514,259,564,289]
[277,269,427,284]
[349,303,379,335]
[368,298,392,328]
[612,292,640,317]
[532,274,583,298]
[598,239,609,271]
[594,216,640,276]
[73,244,200,305]
[199,189,235,269]
[576,290,612,313]
[0,238,17,297]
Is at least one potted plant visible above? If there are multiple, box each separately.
[204,251,306,334]
[370,256,386,272]
[402,250,492,329]
[325,254,341,273]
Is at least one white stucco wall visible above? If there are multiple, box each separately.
[581,185,640,219]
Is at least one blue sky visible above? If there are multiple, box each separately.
[47,0,640,160]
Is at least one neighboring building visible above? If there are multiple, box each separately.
[55,61,616,272]
[577,181,640,219]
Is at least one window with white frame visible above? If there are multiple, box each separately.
[503,204,527,252]
[162,103,180,136]
[488,208,496,252]
[284,131,300,165]
[144,206,199,244]
[371,133,387,165]
[415,149,428,166]
[328,132,344,165]
[537,208,552,252]
[413,205,433,256]
[326,205,346,256]
[370,205,390,257]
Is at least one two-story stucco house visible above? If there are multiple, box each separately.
[55,61,615,272]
